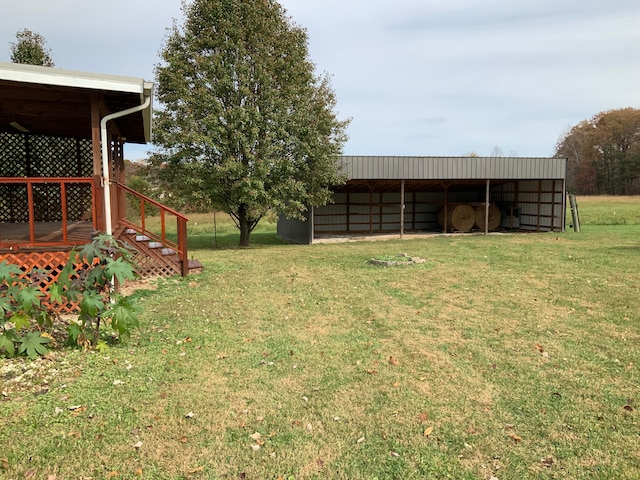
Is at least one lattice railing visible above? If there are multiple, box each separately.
[0,250,85,313]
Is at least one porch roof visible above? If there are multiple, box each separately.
[0,62,153,144]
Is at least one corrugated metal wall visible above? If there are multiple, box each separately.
[340,156,567,180]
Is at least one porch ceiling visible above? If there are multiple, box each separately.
[0,62,152,144]
[0,80,146,143]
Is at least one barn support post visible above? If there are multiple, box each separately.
[400,179,405,238]
[443,183,449,233]
[485,179,490,235]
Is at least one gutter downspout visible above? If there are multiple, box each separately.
[100,95,151,235]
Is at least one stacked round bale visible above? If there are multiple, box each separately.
[438,204,501,232]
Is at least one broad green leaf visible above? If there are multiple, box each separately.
[48,282,65,305]
[0,331,16,356]
[11,313,31,331]
[105,257,136,284]
[17,331,50,359]
[0,260,23,282]
[104,295,140,336]
[17,286,42,311]
[79,291,105,318]
[67,323,82,344]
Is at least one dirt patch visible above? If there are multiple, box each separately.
[119,276,162,296]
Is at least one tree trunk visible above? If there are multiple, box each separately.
[238,204,251,247]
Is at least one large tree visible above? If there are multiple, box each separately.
[10,29,54,67]
[556,108,640,195]
[153,0,350,246]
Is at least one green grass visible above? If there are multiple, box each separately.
[1,197,640,479]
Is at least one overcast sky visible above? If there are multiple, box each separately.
[2,0,639,160]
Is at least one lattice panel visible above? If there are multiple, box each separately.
[0,184,29,222]
[66,183,93,221]
[0,251,83,313]
[33,184,63,222]
[117,237,181,278]
[0,133,93,178]
[0,132,27,176]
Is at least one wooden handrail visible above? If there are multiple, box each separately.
[114,182,188,220]
[0,177,97,248]
[113,182,189,276]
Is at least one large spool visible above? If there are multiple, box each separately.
[474,204,501,231]
[437,204,476,232]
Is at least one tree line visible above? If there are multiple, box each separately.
[555,108,640,195]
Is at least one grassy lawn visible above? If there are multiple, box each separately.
[1,197,639,479]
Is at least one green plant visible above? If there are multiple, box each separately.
[0,234,140,358]
[0,262,52,359]
[53,234,140,348]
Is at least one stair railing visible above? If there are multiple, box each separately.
[113,182,189,276]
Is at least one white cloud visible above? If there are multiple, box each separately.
[2,0,638,159]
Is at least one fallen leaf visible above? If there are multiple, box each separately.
[133,441,143,449]
[392,382,401,387]
[24,471,35,479]
[424,426,433,437]
[419,412,429,422]
[541,457,554,467]
[185,411,195,418]
[180,436,188,443]
[356,436,365,444]
[47,475,57,480]
[508,433,522,444]
[68,404,84,411]
[623,405,634,412]
[106,472,120,478]
[389,356,399,366]
[249,432,262,441]
[535,343,544,353]
[187,466,204,474]
[0,459,8,469]
[390,451,400,457]
[366,369,378,375]
[250,444,261,451]
[135,468,143,475]
[67,431,81,438]
[184,337,192,343]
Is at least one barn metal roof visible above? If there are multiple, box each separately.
[0,62,153,143]
[339,156,567,180]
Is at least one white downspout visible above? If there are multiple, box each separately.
[100,95,151,235]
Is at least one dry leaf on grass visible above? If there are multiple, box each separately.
[424,426,433,437]
[187,466,204,474]
[508,433,522,444]
[388,355,399,366]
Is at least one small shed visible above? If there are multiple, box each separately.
[278,155,567,244]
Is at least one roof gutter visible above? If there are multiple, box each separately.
[100,94,152,235]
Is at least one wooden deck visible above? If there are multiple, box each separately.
[0,221,95,247]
